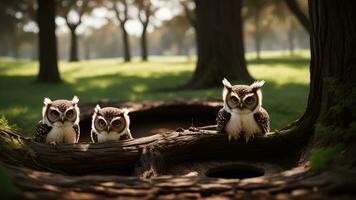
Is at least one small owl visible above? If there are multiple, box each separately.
[216,78,270,142]
[91,105,133,143]
[34,96,80,144]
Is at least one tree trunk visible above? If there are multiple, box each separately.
[69,27,79,62]
[11,23,19,59]
[121,25,131,62]
[186,0,253,89]
[83,41,90,60]
[304,0,356,150]
[140,25,148,61]
[36,0,61,83]
[254,10,262,60]
[285,0,310,33]
[288,29,294,56]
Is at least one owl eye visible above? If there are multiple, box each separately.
[51,110,60,118]
[112,119,122,127]
[230,96,239,103]
[245,96,254,104]
[98,119,106,127]
[66,109,74,117]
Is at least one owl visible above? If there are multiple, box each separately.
[34,96,80,144]
[216,78,270,142]
[91,105,133,143]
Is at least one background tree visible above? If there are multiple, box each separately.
[57,0,95,62]
[284,0,309,33]
[135,0,156,61]
[106,0,131,62]
[186,0,253,89]
[159,15,191,55]
[179,0,196,29]
[179,0,197,57]
[36,0,61,83]
[0,0,36,58]
[244,0,272,60]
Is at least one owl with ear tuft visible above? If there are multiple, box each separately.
[216,78,270,142]
[34,96,80,144]
[91,105,133,143]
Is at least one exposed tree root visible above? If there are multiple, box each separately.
[4,162,356,200]
[0,100,355,199]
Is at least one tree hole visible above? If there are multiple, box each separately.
[206,164,265,179]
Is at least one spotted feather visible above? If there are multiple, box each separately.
[216,108,231,133]
[34,121,52,143]
[253,108,270,134]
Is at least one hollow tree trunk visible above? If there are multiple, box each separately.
[69,27,79,62]
[121,25,131,62]
[140,25,148,61]
[285,0,310,33]
[36,0,61,83]
[187,0,253,89]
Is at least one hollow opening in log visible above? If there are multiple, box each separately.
[205,164,265,179]
[79,103,220,142]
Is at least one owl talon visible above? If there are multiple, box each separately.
[228,134,240,141]
[49,141,57,149]
[245,134,254,143]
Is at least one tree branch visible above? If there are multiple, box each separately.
[180,0,197,29]
[285,0,310,33]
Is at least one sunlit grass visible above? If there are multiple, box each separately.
[0,50,310,135]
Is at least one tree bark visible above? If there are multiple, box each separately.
[304,0,356,145]
[7,161,356,200]
[36,0,61,83]
[285,0,310,33]
[140,24,148,61]
[121,25,131,62]
[69,26,79,62]
[186,0,253,89]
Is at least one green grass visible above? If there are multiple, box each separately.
[0,50,310,136]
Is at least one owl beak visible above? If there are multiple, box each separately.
[239,103,244,109]
[107,126,111,132]
[61,116,65,123]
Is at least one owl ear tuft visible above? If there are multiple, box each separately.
[72,96,79,104]
[122,108,129,115]
[94,104,101,113]
[43,97,52,105]
[222,78,232,91]
[251,80,265,91]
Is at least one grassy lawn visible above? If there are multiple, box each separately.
[0,50,310,136]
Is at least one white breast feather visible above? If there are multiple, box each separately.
[46,126,77,144]
[225,111,261,140]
